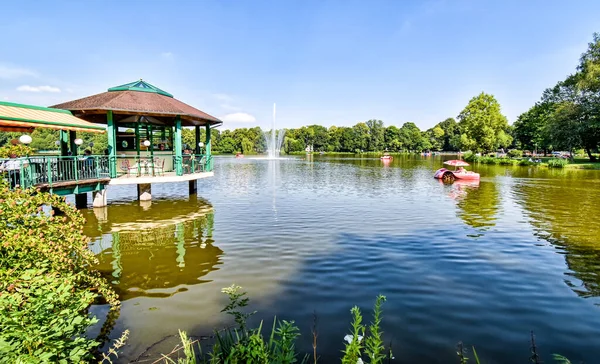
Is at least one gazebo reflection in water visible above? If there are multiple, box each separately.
[84,197,222,300]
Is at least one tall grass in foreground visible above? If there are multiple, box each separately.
[160,285,573,364]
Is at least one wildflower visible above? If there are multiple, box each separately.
[344,334,363,344]
[221,284,242,295]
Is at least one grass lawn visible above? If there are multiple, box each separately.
[536,157,600,169]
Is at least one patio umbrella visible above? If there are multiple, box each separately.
[443,160,470,167]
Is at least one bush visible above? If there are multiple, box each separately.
[518,159,534,166]
[547,158,568,168]
[497,158,516,166]
[507,149,522,158]
[0,181,118,362]
[463,151,475,162]
[0,144,32,158]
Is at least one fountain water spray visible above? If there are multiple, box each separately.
[264,103,285,159]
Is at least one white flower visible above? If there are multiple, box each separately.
[221,284,242,295]
[343,334,363,344]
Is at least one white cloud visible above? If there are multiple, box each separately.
[17,85,61,93]
[161,52,174,59]
[221,112,256,123]
[0,65,37,79]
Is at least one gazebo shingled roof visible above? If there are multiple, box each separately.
[51,80,222,127]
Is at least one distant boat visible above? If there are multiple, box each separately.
[380,153,393,161]
[235,152,244,158]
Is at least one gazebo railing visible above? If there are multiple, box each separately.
[180,155,213,175]
[1,154,214,189]
[0,156,110,189]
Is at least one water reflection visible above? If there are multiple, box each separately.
[452,180,499,232]
[82,198,222,300]
[512,177,600,301]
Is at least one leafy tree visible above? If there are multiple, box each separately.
[513,102,553,152]
[365,119,385,151]
[436,117,460,151]
[219,136,238,153]
[399,122,423,151]
[352,123,369,152]
[457,92,512,152]
[241,137,254,154]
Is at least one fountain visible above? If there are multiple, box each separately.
[264,103,285,159]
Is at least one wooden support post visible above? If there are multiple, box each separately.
[137,183,152,201]
[205,124,212,171]
[189,179,197,195]
[195,126,201,154]
[107,110,117,178]
[59,130,69,156]
[93,189,108,207]
[74,193,87,209]
[69,131,78,156]
[174,116,183,176]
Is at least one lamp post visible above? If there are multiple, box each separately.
[19,135,32,145]
[198,142,204,155]
[74,138,83,156]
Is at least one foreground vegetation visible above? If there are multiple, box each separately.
[158,285,572,364]
[0,182,121,363]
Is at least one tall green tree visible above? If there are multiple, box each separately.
[513,102,553,152]
[365,119,384,151]
[436,117,460,151]
[457,92,512,152]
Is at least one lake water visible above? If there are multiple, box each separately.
[83,155,600,363]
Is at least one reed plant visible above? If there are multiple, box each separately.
[547,158,568,168]
[161,286,574,364]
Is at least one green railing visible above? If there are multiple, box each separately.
[0,156,110,189]
[180,154,213,175]
[1,154,214,190]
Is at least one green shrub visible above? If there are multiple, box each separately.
[518,159,534,166]
[463,151,475,162]
[0,144,32,157]
[497,158,516,166]
[0,181,119,362]
[507,149,522,158]
[547,158,568,168]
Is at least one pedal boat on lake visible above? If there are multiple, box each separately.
[434,160,480,182]
[235,152,244,158]
[380,153,393,161]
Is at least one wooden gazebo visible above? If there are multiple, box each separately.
[52,80,222,178]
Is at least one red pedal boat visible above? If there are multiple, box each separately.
[434,160,480,182]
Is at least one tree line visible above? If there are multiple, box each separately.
[192,91,512,155]
[513,33,600,161]
[1,33,599,158]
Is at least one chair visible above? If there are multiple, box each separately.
[120,159,130,177]
[153,158,165,176]
[197,156,206,172]
[182,156,192,174]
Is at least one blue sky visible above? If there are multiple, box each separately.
[1,0,599,130]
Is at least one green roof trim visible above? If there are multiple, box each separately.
[0,115,106,131]
[0,100,73,115]
[108,79,174,98]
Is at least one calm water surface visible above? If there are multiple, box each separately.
[82,155,600,363]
